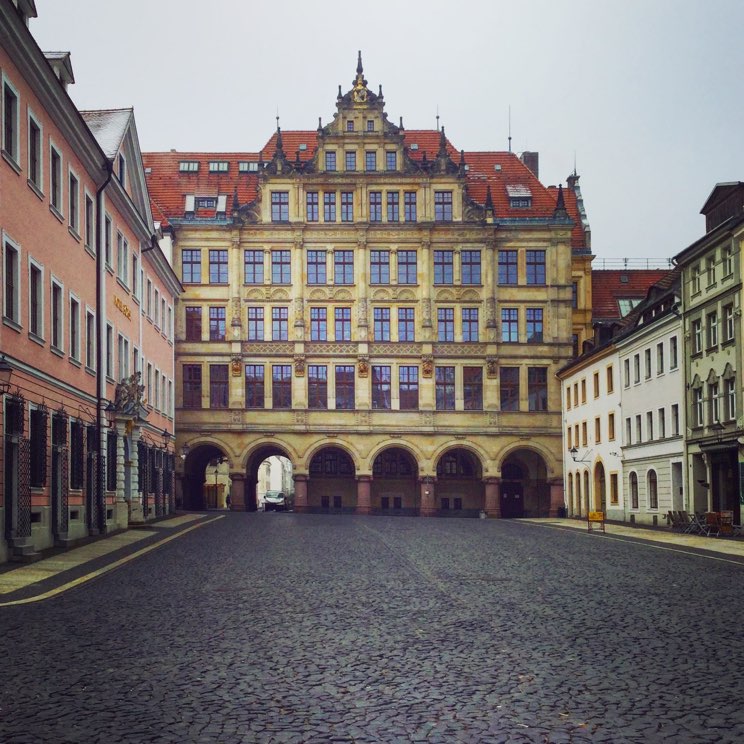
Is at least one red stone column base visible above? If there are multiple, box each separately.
[419,478,436,516]
[484,478,501,518]
[356,475,372,515]
[548,479,565,518]
[293,474,309,513]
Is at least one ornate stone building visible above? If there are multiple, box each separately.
[144,54,593,517]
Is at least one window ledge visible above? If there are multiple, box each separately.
[705,345,719,354]
[68,226,81,242]
[27,179,44,200]
[51,345,64,357]
[116,277,130,293]
[49,204,64,223]
[2,317,21,333]
[84,244,96,259]
[722,338,736,348]
[28,331,45,346]
[105,264,114,275]
[2,150,21,174]
[69,357,81,368]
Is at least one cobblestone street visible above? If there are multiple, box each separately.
[1,514,742,743]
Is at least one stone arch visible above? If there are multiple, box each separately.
[593,458,606,512]
[365,439,426,474]
[370,446,420,515]
[306,444,358,513]
[430,441,488,476]
[434,446,485,516]
[243,441,297,512]
[181,441,231,510]
[496,440,558,479]
[301,439,360,473]
[499,448,550,518]
[240,438,298,473]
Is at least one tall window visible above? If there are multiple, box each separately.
[500,367,520,410]
[404,192,417,222]
[369,192,382,222]
[68,172,79,233]
[434,251,454,285]
[462,308,479,342]
[247,307,264,340]
[335,307,351,340]
[398,250,417,284]
[386,151,397,171]
[306,191,319,222]
[365,151,377,171]
[526,250,546,284]
[307,250,326,285]
[209,249,228,284]
[399,366,419,410]
[271,191,289,222]
[371,366,391,409]
[707,311,719,348]
[271,250,291,284]
[373,308,391,341]
[324,192,336,222]
[461,251,481,284]
[464,367,483,410]
[723,245,734,276]
[498,250,518,284]
[435,367,456,410]
[706,255,716,286]
[272,365,292,409]
[85,311,95,369]
[709,381,720,423]
[528,367,548,411]
[29,263,42,337]
[106,324,113,377]
[693,387,703,426]
[209,307,226,341]
[692,319,702,354]
[310,307,327,341]
[181,249,201,283]
[438,308,454,341]
[526,308,543,343]
[116,232,129,285]
[387,191,399,222]
[244,365,264,408]
[84,195,94,251]
[341,191,354,222]
[70,297,80,361]
[656,343,664,374]
[335,366,355,410]
[28,116,42,189]
[51,280,63,350]
[3,79,19,162]
[691,263,701,294]
[334,250,354,284]
[209,364,229,408]
[50,145,62,212]
[272,307,288,340]
[670,336,678,368]
[345,151,356,171]
[724,305,735,342]
[308,365,328,409]
[725,377,736,420]
[502,308,518,342]
[658,408,666,438]
[629,472,639,509]
[672,403,680,435]
[370,250,390,284]
[398,308,415,341]
[4,241,19,323]
[434,191,453,221]
[244,250,263,284]
[648,470,658,510]
[185,306,202,341]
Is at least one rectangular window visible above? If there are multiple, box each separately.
[341,191,354,222]
[306,191,319,222]
[625,417,632,445]
[435,366,456,410]
[670,335,678,368]
[247,307,264,341]
[693,388,704,426]
[85,311,95,369]
[210,364,229,408]
[209,249,228,284]
[324,192,336,222]
[692,319,702,354]
[373,307,391,341]
[335,307,351,341]
[272,307,288,340]
[691,263,701,294]
[725,377,736,421]
[572,282,579,309]
[307,250,327,285]
[271,250,291,284]
[566,387,572,410]
[372,366,392,409]
[656,343,664,374]
[208,307,225,341]
[185,306,202,341]
[272,365,292,409]
[154,289,160,327]
[243,249,263,284]
[498,250,518,285]
[438,308,454,342]
[710,382,720,424]
[208,161,228,173]
[706,255,716,286]
[325,151,336,171]
[68,172,79,232]
[245,365,265,408]
[369,191,382,222]
[105,324,113,377]
[724,305,735,342]
[29,263,42,337]
[526,308,543,343]
[434,250,454,285]
[50,145,62,212]
[610,473,619,506]
[526,250,546,284]
[69,297,80,361]
[310,307,327,341]
[582,422,588,447]
[404,191,417,222]
[386,151,397,171]
[607,365,614,393]
[271,191,289,222]
[593,372,600,398]
[635,414,643,442]
[672,403,680,435]
[501,308,518,343]
[397,250,417,284]
[345,151,356,171]
[528,367,548,411]
[707,311,719,348]
[647,411,654,440]
[384,191,401,223]
[464,367,483,410]
[461,250,481,285]
[395,307,415,342]
[4,240,19,324]
[28,115,42,189]
[308,365,328,409]
[434,191,453,222]
[624,358,630,388]
[116,233,129,285]
[103,215,112,267]
[634,354,641,383]
[116,333,129,381]
[3,79,19,162]
[131,254,139,300]
[335,365,355,410]
[608,412,616,440]
[581,379,587,403]
[370,250,390,284]
[595,417,602,443]
[179,160,199,172]
[51,280,63,351]
[365,151,377,172]
[334,250,354,285]
[84,195,94,251]
[399,366,419,410]
[658,408,666,438]
[462,308,479,342]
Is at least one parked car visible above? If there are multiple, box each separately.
[264,491,288,512]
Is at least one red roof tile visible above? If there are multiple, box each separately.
[592,270,672,321]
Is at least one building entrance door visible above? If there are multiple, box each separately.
[500,482,524,518]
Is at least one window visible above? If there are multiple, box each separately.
[28,114,42,189]
[464,367,483,410]
[644,348,652,379]
[373,308,391,341]
[245,365,264,408]
[647,411,654,440]
[334,250,354,285]
[608,412,616,440]
[607,365,614,394]
[117,153,127,188]
[185,307,202,341]
[370,250,390,284]
[398,250,417,284]
[146,363,153,403]
[624,359,630,388]
[386,191,400,222]
[434,251,454,285]
[386,152,397,171]
[461,251,481,285]
[625,417,632,445]
[671,403,680,436]
[526,250,546,284]
[438,308,454,342]
[2,77,19,163]
[434,191,453,221]
[325,152,336,171]
[307,250,326,285]
[725,377,736,421]
[399,366,419,410]
[271,191,289,222]
[526,308,543,343]
[528,368,548,411]
[581,379,587,403]
[572,282,579,309]
[335,366,355,409]
[706,255,716,286]
[645,470,658,510]
[692,319,702,354]
[346,120,355,132]
[724,305,735,342]
[244,250,263,284]
[592,372,600,399]
[51,280,63,351]
[693,387,703,426]
[691,263,701,294]
[368,192,382,222]
[131,253,139,300]
[723,245,733,276]
[153,289,160,326]
[710,381,720,424]
[209,249,228,284]
[85,311,95,369]
[435,367,456,410]
[272,307,288,340]
[566,387,572,410]
[272,365,292,409]
[610,473,619,506]
[372,366,392,409]
[635,414,642,442]
[116,233,129,285]
[105,324,113,377]
[209,364,229,408]
[345,151,356,171]
[656,343,664,374]
[341,191,354,222]
[335,307,351,341]
[707,311,719,348]
[629,472,639,509]
[179,249,199,284]
[271,250,291,284]
[306,192,319,222]
[595,417,602,443]
[404,191,417,222]
[207,307,225,341]
[308,365,328,409]
[365,151,377,171]
[324,192,336,222]
[50,145,63,213]
[84,195,95,252]
[179,160,199,172]
[462,308,479,342]
[69,297,80,361]
[633,354,640,383]
[310,307,327,341]
[658,408,666,438]
[116,333,129,382]
[670,336,678,368]
[501,308,518,343]
[208,161,228,173]
[582,422,588,447]
[29,262,42,337]
[392,307,414,342]
[500,367,520,411]
[366,120,374,132]
[247,307,264,341]
[498,250,519,285]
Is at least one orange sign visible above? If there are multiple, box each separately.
[114,295,131,320]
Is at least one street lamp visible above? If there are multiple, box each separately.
[0,354,13,396]
[161,428,170,449]
[179,442,190,461]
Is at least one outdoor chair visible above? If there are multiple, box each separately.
[702,512,721,538]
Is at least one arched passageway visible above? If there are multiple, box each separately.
[307,447,356,512]
[593,462,606,512]
[435,448,483,516]
[371,448,419,515]
[246,445,294,512]
[500,450,549,518]
[182,444,229,510]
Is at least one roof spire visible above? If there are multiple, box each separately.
[353,50,367,88]
[436,105,440,132]
[232,187,240,213]
[438,126,448,158]
[508,105,512,153]
[553,184,568,219]
[276,126,283,153]
[357,50,363,76]
[484,184,494,219]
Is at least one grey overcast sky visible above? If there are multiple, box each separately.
[32,0,744,262]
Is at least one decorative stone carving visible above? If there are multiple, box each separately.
[486,297,496,327]
[231,356,242,376]
[422,355,434,378]
[357,298,368,326]
[422,298,432,326]
[114,372,145,415]
[294,356,305,376]
[358,356,369,378]
[487,357,498,378]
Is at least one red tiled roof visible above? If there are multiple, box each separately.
[261,131,318,162]
[592,270,672,321]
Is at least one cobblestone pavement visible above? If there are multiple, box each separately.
[1,514,742,743]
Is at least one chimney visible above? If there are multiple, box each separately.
[521,151,539,179]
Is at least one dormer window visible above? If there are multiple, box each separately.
[346,120,354,132]
[196,197,217,209]
[506,185,531,208]
[238,161,258,172]
[179,161,199,172]
[117,153,126,188]
[209,161,229,173]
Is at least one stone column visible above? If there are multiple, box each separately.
[293,474,309,513]
[130,426,141,503]
[230,473,246,512]
[419,477,436,517]
[548,478,565,518]
[356,475,372,515]
[115,421,127,503]
[484,477,501,518]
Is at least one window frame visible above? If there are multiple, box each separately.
[27,109,43,192]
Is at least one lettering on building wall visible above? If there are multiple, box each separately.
[114,296,132,320]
